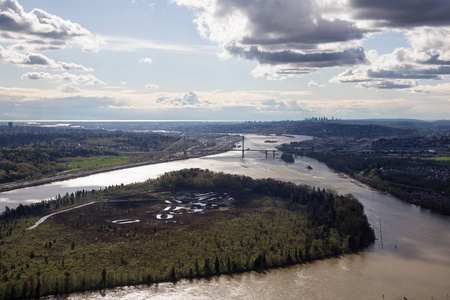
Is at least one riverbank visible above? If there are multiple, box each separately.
[3,135,450,299]
[0,157,181,193]
[278,136,450,216]
[303,152,450,216]
[0,143,238,194]
[0,169,374,299]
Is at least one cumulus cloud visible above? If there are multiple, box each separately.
[331,38,450,90]
[405,27,450,64]
[21,72,104,85]
[21,72,53,80]
[227,45,366,68]
[60,85,81,93]
[350,0,450,28]
[0,46,93,70]
[146,83,158,89]
[308,80,325,87]
[173,0,370,79]
[0,0,101,52]
[156,91,207,107]
[139,57,153,64]
[174,0,450,90]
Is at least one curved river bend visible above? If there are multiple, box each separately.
[1,135,449,300]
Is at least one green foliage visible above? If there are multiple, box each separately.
[0,169,374,299]
[422,156,450,163]
[0,130,179,185]
[307,152,450,215]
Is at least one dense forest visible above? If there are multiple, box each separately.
[306,152,450,215]
[0,130,179,184]
[0,169,374,299]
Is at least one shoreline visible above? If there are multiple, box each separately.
[0,150,229,194]
[307,156,450,216]
[0,170,374,299]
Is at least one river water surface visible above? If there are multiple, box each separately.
[1,135,449,300]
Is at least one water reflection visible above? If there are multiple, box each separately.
[2,135,450,299]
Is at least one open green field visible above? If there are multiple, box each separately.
[422,156,450,163]
[62,155,133,170]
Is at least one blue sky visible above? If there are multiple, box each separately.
[1,0,449,121]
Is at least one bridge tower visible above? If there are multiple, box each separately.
[242,135,245,158]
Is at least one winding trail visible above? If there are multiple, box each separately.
[27,201,98,230]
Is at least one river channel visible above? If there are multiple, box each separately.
[1,135,449,300]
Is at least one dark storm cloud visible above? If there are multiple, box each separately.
[423,55,450,66]
[227,45,366,68]
[239,14,367,47]
[174,0,371,78]
[360,80,418,90]
[176,0,450,84]
[218,0,368,47]
[368,66,450,80]
[351,0,450,27]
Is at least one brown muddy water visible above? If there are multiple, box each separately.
[2,135,450,299]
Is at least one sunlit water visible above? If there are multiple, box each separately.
[1,135,450,300]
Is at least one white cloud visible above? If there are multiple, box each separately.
[251,64,316,80]
[412,83,450,94]
[172,0,368,79]
[405,27,450,63]
[308,80,325,87]
[20,72,53,80]
[60,85,82,93]
[331,31,450,90]
[1,83,448,119]
[146,83,158,89]
[21,72,104,85]
[0,0,102,52]
[139,57,153,64]
[0,46,93,71]
[173,0,450,91]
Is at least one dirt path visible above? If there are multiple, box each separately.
[27,201,99,230]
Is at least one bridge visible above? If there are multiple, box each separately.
[129,135,281,159]
[232,136,279,158]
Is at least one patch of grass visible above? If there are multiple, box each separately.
[422,156,450,163]
[62,156,133,170]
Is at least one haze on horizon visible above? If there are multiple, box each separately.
[0,0,449,121]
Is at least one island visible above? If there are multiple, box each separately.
[280,153,295,163]
[0,169,374,299]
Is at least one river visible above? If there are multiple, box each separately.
[1,135,449,300]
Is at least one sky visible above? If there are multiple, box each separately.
[0,0,449,121]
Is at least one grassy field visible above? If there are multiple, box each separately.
[62,156,133,170]
[422,156,450,163]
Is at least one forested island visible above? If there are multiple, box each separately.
[0,169,374,299]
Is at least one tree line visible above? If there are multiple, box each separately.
[0,130,179,184]
[0,169,374,299]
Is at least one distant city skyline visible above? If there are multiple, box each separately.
[0,0,449,121]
